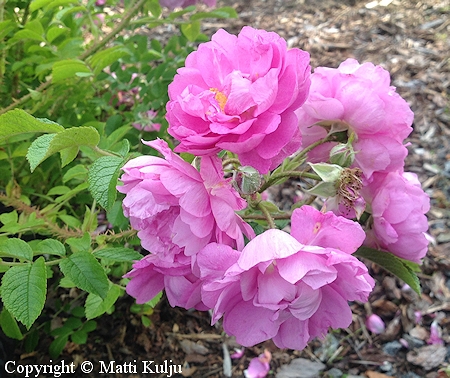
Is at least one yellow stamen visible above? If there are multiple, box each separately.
[210,88,227,112]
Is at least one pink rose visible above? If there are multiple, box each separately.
[296,59,413,179]
[159,0,216,9]
[125,252,208,310]
[197,207,374,350]
[361,171,430,262]
[166,26,311,174]
[117,139,254,259]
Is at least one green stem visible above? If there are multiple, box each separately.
[0,0,147,116]
[257,202,276,229]
[100,228,137,242]
[93,146,120,157]
[259,171,321,192]
[222,158,241,168]
[291,134,334,166]
[242,212,292,221]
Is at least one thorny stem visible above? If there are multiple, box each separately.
[257,202,276,229]
[0,193,84,239]
[0,192,137,242]
[222,158,241,168]
[0,0,147,116]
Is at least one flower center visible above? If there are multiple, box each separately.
[337,167,363,209]
[210,88,228,112]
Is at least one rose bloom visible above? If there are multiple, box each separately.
[117,139,254,260]
[197,206,374,350]
[296,58,413,180]
[166,26,311,174]
[159,0,216,9]
[361,171,430,262]
[125,252,208,310]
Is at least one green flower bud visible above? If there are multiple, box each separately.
[329,142,356,167]
[234,166,263,195]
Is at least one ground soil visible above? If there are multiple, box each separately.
[6,0,450,377]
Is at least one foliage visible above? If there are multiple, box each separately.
[0,0,426,361]
[0,0,237,356]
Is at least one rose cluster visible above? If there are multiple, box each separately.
[118,26,429,350]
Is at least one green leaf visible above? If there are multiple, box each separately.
[34,239,66,257]
[66,232,91,253]
[88,156,126,210]
[0,109,64,144]
[0,20,16,40]
[1,257,47,329]
[49,335,68,359]
[147,0,162,17]
[181,20,201,42]
[62,165,88,183]
[93,247,142,262]
[52,59,92,83]
[88,45,131,75]
[46,26,69,44]
[85,284,122,319]
[355,246,421,295]
[59,146,79,167]
[0,307,23,340]
[11,29,45,43]
[0,238,33,261]
[190,6,238,20]
[26,126,100,172]
[30,0,78,12]
[0,210,18,225]
[59,252,109,298]
[71,329,88,344]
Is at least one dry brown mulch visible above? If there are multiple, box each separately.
[8,0,450,377]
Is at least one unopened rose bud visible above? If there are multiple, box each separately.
[329,142,355,167]
[366,314,385,334]
[234,166,262,195]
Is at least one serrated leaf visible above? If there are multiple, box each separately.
[147,0,162,17]
[181,20,201,42]
[71,329,87,344]
[0,307,23,340]
[355,246,421,295]
[0,210,18,225]
[0,238,33,261]
[12,29,45,42]
[52,59,92,83]
[88,45,131,75]
[59,146,79,167]
[30,0,77,11]
[88,156,126,210]
[190,6,238,20]
[26,126,100,172]
[1,257,47,329]
[0,109,63,144]
[66,232,91,253]
[85,284,122,319]
[49,335,68,359]
[93,247,142,262]
[34,239,66,257]
[47,26,68,43]
[62,165,88,183]
[59,252,109,298]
